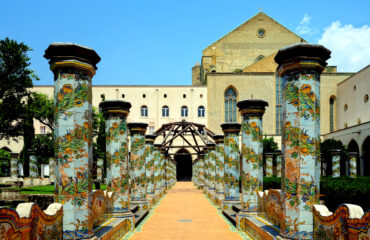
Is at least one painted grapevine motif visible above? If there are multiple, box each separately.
[130,132,147,201]
[215,143,225,197]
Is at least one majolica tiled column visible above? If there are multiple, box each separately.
[275,43,330,239]
[207,143,216,200]
[165,154,171,189]
[49,157,56,183]
[128,122,149,210]
[145,135,156,202]
[101,100,134,221]
[265,152,274,177]
[221,123,241,210]
[96,158,103,182]
[213,135,225,205]
[203,148,209,194]
[330,149,341,177]
[275,150,282,177]
[153,144,162,198]
[197,154,205,189]
[10,153,18,179]
[348,152,358,177]
[28,149,38,178]
[237,99,268,222]
[45,43,100,238]
[160,148,167,195]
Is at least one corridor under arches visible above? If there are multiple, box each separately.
[174,149,193,181]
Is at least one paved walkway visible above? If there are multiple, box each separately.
[127,182,248,240]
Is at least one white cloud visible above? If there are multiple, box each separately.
[296,14,317,35]
[318,21,370,72]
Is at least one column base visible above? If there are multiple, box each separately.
[146,193,156,206]
[207,188,215,200]
[214,192,224,206]
[197,184,204,190]
[130,200,150,210]
[222,200,240,210]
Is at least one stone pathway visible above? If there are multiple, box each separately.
[126,182,249,240]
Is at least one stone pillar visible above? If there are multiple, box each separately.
[221,123,241,210]
[348,152,358,178]
[45,43,100,238]
[101,100,134,220]
[10,153,18,179]
[202,147,209,194]
[96,158,103,182]
[153,144,162,198]
[275,43,330,239]
[213,135,225,205]
[145,135,156,202]
[237,99,268,220]
[128,122,149,210]
[265,152,274,177]
[330,149,341,177]
[207,143,216,200]
[28,149,38,179]
[49,157,56,183]
[197,154,205,189]
[275,150,282,177]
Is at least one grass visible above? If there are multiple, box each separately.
[8,184,107,195]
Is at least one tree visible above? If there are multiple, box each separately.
[262,136,279,154]
[0,37,38,139]
[0,149,10,177]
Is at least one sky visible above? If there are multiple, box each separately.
[1,1,369,86]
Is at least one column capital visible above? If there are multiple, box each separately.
[100,100,131,117]
[26,149,36,155]
[207,142,216,150]
[10,153,19,158]
[154,144,162,149]
[213,135,224,143]
[348,152,359,157]
[220,123,241,134]
[329,149,342,156]
[44,42,101,77]
[264,152,275,158]
[237,99,268,116]
[128,122,148,135]
[145,134,156,144]
[274,43,330,76]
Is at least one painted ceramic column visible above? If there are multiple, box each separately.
[45,43,100,238]
[330,149,341,177]
[207,143,216,199]
[348,152,358,177]
[153,144,162,198]
[128,122,149,209]
[165,154,171,189]
[49,157,56,183]
[10,153,18,179]
[265,152,274,177]
[159,148,166,195]
[275,150,282,177]
[275,43,330,239]
[203,147,209,194]
[96,158,103,182]
[145,135,156,201]
[237,99,268,217]
[197,154,205,189]
[213,135,225,205]
[221,123,241,210]
[28,149,38,178]
[101,100,134,218]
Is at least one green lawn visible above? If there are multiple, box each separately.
[10,184,107,195]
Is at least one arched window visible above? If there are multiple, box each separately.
[225,87,237,123]
[141,105,148,117]
[330,96,335,132]
[162,106,169,117]
[198,106,205,117]
[181,106,188,117]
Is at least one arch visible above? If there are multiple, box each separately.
[254,55,265,62]
[224,86,238,123]
[362,136,370,176]
[348,139,360,175]
[198,106,205,117]
[140,105,148,117]
[181,106,188,117]
[329,96,336,132]
[162,105,169,117]
[174,148,192,181]
[1,147,11,152]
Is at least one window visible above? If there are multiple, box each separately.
[365,94,369,103]
[164,94,167,98]
[143,94,146,98]
[181,106,188,117]
[121,94,125,98]
[40,126,46,134]
[183,94,186,98]
[141,105,148,117]
[344,104,348,111]
[257,28,265,37]
[198,106,205,117]
[162,106,169,117]
[224,87,237,123]
[149,126,155,134]
[200,94,203,98]
[330,97,335,132]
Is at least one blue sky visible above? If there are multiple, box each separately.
[1,1,369,85]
